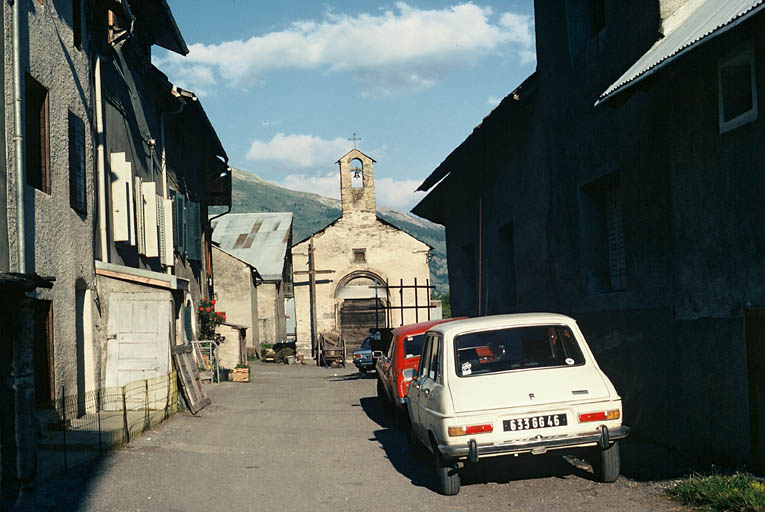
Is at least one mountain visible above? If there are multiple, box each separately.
[222,168,448,293]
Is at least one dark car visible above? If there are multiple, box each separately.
[352,336,375,373]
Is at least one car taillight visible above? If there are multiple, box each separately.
[578,409,620,423]
[353,354,361,359]
[448,424,493,437]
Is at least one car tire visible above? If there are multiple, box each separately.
[377,379,390,408]
[591,441,620,483]
[434,447,460,495]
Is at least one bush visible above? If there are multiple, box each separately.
[667,471,765,511]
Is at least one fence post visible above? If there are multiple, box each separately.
[122,387,129,443]
[414,277,419,323]
[61,385,67,472]
[426,279,431,321]
[164,373,171,419]
[144,380,150,431]
[400,279,404,326]
[97,388,102,453]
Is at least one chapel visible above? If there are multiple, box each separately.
[291,149,433,357]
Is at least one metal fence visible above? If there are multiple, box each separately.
[35,371,178,480]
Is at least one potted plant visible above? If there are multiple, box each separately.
[198,298,225,340]
[232,362,250,382]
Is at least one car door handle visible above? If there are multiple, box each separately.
[423,388,430,396]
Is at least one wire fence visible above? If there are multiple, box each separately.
[35,371,179,480]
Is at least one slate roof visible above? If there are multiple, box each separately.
[597,0,764,104]
[211,213,293,281]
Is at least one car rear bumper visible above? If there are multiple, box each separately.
[439,425,631,460]
[353,359,374,370]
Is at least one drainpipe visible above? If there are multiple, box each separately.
[160,89,186,199]
[94,57,109,262]
[12,0,25,273]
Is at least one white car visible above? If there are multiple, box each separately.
[405,313,630,495]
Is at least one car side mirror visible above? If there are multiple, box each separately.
[402,368,416,381]
[372,350,382,358]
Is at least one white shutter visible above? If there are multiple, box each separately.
[157,196,167,264]
[134,176,145,254]
[142,183,159,258]
[110,152,134,243]
[162,198,175,267]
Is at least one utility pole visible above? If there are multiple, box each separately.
[293,238,333,365]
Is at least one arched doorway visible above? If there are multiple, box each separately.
[335,271,388,353]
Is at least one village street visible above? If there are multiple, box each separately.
[17,364,684,512]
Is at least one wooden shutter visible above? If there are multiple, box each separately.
[606,187,626,290]
[110,152,133,243]
[173,193,186,255]
[68,111,86,213]
[184,304,193,342]
[134,176,145,255]
[141,183,159,258]
[186,201,202,261]
[161,198,174,266]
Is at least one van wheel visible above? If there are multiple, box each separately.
[591,441,620,483]
[434,447,460,495]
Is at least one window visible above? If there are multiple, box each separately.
[718,45,758,133]
[454,325,585,377]
[69,111,86,213]
[73,0,82,50]
[26,74,50,194]
[419,335,433,379]
[404,334,426,358]
[353,248,366,264]
[428,335,441,381]
[580,172,626,294]
[350,158,364,188]
[34,300,54,403]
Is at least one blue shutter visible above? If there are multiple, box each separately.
[186,201,202,261]
[173,193,186,255]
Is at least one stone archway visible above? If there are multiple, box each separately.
[335,271,388,352]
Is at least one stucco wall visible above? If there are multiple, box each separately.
[212,246,258,348]
[292,213,431,355]
[3,1,97,401]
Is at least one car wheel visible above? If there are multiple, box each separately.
[434,446,460,495]
[591,441,621,483]
[395,405,410,430]
[377,379,390,408]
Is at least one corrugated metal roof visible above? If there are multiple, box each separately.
[211,213,293,281]
[597,0,764,104]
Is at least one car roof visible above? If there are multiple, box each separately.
[427,313,576,337]
[391,317,463,338]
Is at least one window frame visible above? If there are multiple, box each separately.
[352,248,366,264]
[718,43,758,134]
[68,111,87,213]
[25,73,51,195]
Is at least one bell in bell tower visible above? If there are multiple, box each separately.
[337,148,376,219]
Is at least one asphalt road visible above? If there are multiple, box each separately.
[12,363,686,511]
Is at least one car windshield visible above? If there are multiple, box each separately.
[454,325,585,377]
[360,337,372,350]
[404,334,425,358]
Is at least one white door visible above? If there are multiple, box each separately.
[106,292,171,388]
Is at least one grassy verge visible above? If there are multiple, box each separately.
[667,471,765,511]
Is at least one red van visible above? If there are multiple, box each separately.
[374,318,461,422]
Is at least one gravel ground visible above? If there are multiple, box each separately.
[8,363,688,511]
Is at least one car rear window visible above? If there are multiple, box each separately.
[454,325,585,377]
[404,334,425,358]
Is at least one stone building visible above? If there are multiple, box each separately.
[212,212,294,348]
[1,0,231,499]
[413,0,765,474]
[292,149,432,357]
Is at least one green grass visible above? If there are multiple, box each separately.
[667,471,765,511]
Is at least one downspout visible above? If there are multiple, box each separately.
[94,57,109,262]
[12,0,25,273]
[160,89,186,274]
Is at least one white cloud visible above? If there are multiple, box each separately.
[246,133,349,169]
[487,95,502,106]
[155,2,536,97]
[281,172,341,200]
[278,173,425,211]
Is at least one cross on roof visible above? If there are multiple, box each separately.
[347,132,362,149]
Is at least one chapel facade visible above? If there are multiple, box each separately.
[292,149,432,356]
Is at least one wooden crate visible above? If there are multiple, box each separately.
[232,367,250,382]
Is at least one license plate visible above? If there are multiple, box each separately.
[503,414,567,432]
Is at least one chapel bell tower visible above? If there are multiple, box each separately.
[338,149,376,218]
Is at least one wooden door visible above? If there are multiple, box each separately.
[106,292,170,388]
[746,309,765,472]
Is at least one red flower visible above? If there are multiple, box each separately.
[211,299,216,305]
[206,307,211,312]
[202,298,207,302]
[199,307,204,311]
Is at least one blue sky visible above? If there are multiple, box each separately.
[159,1,536,211]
